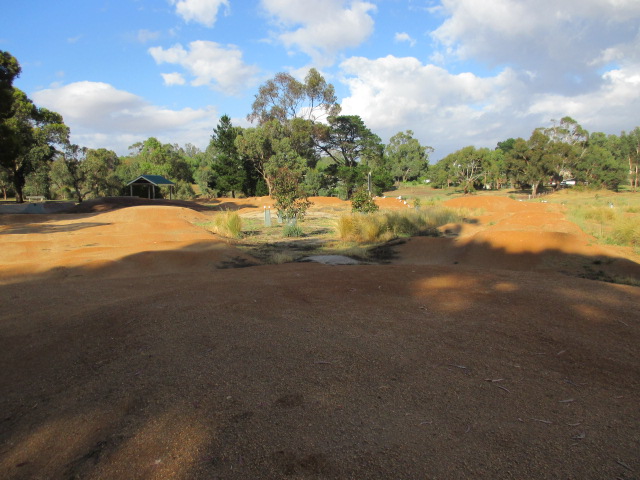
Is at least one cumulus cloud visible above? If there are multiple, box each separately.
[161,72,186,86]
[394,32,416,47]
[331,0,640,158]
[339,54,640,159]
[32,81,218,154]
[148,41,259,95]
[261,0,376,65]
[170,0,229,27]
[432,0,640,93]
[527,65,640,134]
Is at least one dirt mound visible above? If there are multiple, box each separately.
[390,196,640,281]
[62,196,221,213]
[0,206,258,281]
[444,195,536,212]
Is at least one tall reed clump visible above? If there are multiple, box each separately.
[337,206,462,243]
[336,213,391,243]
[209,211,243,238]
[609,217,640,249]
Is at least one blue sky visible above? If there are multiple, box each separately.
[2,0,639,161]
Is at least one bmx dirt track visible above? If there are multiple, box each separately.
[0,196,639,479]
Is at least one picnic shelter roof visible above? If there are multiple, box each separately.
[127,175,175,186]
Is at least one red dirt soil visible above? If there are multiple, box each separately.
[0,196,639,479]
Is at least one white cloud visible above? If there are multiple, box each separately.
[394,32,416,47]
[32,81,218,154]
[432,0,640,93]
[149,41,259,95]
[261,0,376,65]
[161,72,186,86]
[339,54,640,159]
[527,65,640,133]
[170,0,229,27]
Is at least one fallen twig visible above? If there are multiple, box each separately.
[531,418,553,424]
[559,398,575,403]
[495,385,511,393]
[485,378,505,382]
[447,364,468,369]
[616,459,634,472]
[571,432,585,440]
[567,422,582,427]
[617,319,629,327]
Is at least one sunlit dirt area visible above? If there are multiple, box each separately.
[1,195,639,479]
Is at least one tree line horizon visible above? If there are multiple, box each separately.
[1,50,639,204]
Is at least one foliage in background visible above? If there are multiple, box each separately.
[0,51,69,202]
[3,52,640,204]
[385,130,432,183]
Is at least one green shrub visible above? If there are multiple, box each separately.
[351,187,379,213]
[283,224,304,237]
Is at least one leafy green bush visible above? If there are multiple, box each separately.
[351,187,379,213]
[271,167,312,220]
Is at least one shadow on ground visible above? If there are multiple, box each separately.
[0,240,639,479]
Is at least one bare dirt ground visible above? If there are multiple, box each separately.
[1,195,639,479]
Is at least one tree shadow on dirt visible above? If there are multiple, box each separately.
[0,241,639,479]
[377,235,640,286]
[63,197,226,213]
[0,221,111,235]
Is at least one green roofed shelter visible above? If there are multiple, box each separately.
[127,175,175,199]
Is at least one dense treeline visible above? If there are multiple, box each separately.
[429,117,640,195]
[1,49,639,203]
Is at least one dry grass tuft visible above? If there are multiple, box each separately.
[207,211,243,238]
[337,207,462,243]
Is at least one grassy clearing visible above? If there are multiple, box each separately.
[337,207,463,243]
[551,191,640,251]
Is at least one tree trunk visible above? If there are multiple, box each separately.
[15,185,24,203]
[531,181,539,197]
[265,176,272,197]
